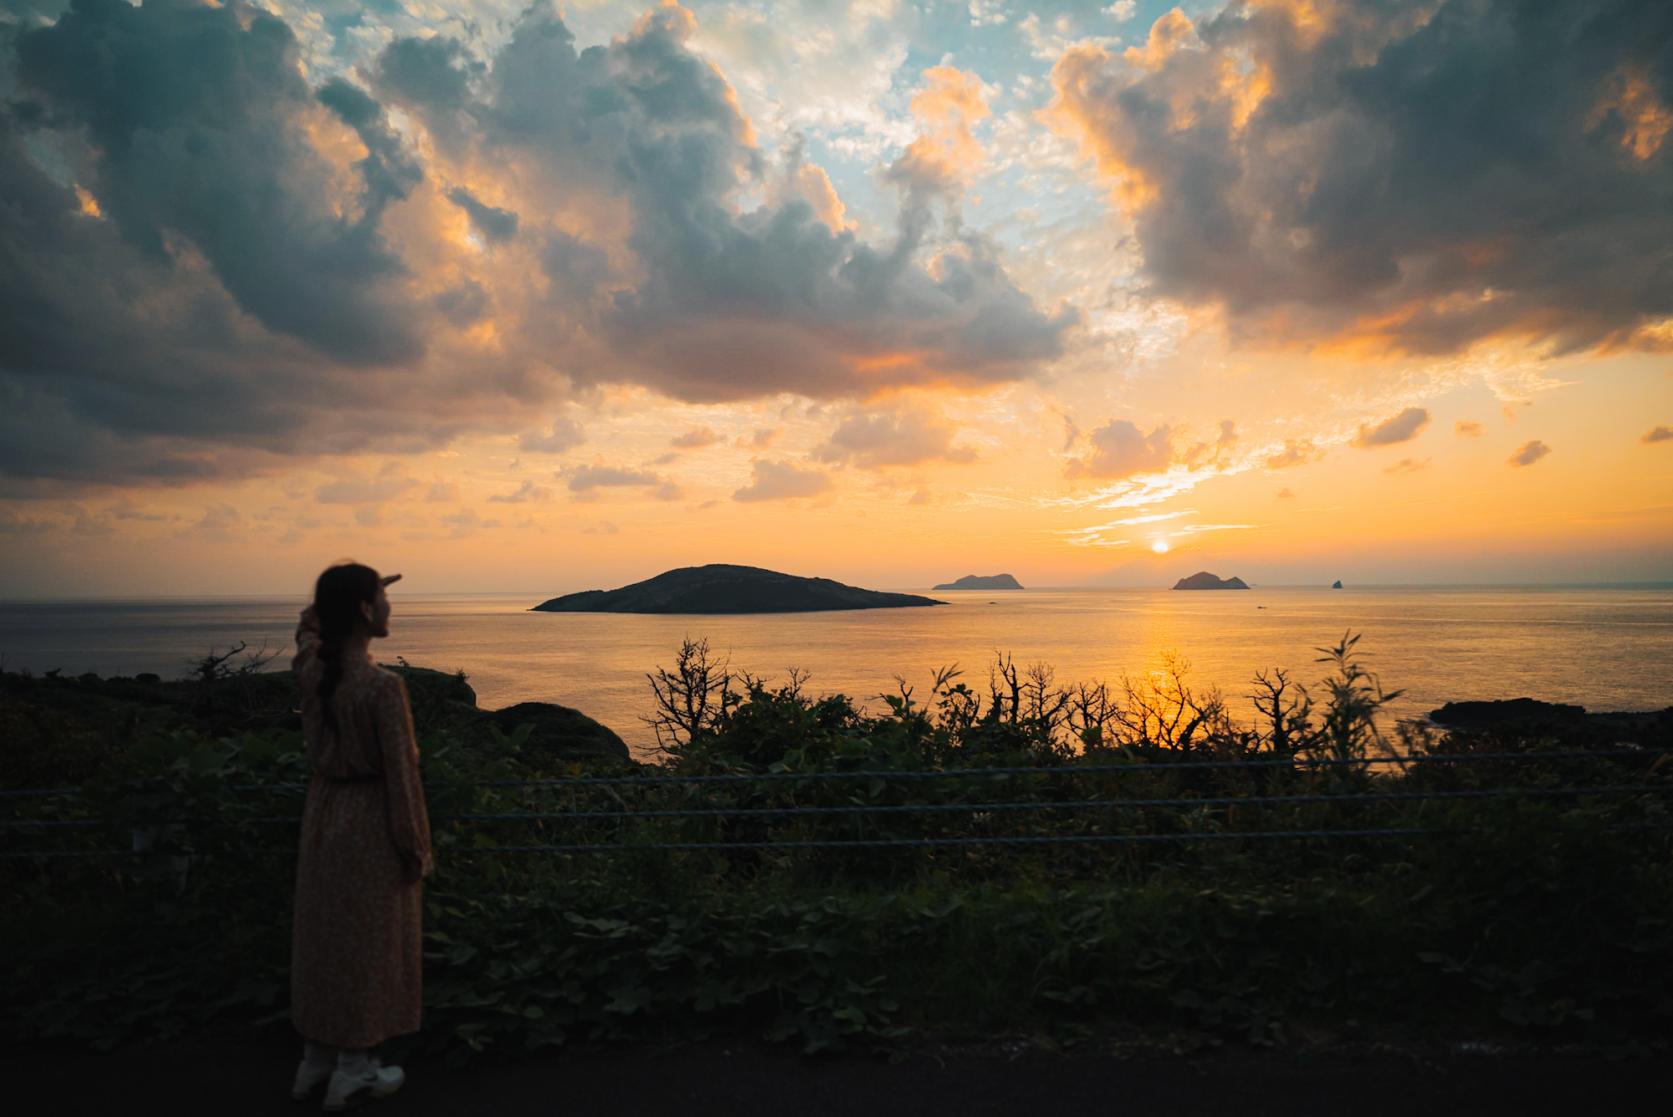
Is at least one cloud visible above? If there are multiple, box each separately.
[1264,439,1321,469]
[671,427,722,450]
[1455,420,1485,437]
[1105,2,1137,22]
[1384,457,1430,475]
[440,508,499,538]
[488,480,550,503]
[106,497,169,522]
[0,1,1073,494]
[425,482,460,503]
[518,418,586,454]
[813,406,976,468]
[1643,426,1673,444]
[446,186,518,244]
[732,460,833,502]
[1508,440,1551,467]
[742,427,779,448]
[314,474,418,504]
[1049,1,1673,355]
[1354,408,1430,448]
[1276,487,1293,499]
[1067,419,1172,479]
[565,466,665,492]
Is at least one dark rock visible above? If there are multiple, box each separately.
[933,573,1024,590]
[1331,580,1343,589]
[1428,698,1587,728]
[532,564,946,614]
[479,702,631,764]
[1172,571,1250,590]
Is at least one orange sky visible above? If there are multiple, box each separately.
[0,1,1669,597]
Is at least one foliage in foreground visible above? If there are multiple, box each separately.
[1,635,1669,1058]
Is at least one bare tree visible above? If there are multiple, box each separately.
[644,637,738,754]
[1250,668,1313,757]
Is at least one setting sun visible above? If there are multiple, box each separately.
[1151,539,1171,554]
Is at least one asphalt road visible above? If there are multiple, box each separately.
[7,1032,1666,1116]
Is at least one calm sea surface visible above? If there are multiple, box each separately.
[3,587,1669,757]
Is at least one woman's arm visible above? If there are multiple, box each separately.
[376,673,435,884]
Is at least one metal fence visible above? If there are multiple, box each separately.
[3,747,1669,861]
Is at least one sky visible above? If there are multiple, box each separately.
[0,0,1669,597]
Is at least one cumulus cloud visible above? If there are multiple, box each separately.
[0,1,1073,494]
[488,480,550,503]
[1067,419,1172,479]
[315,474,418,504]
[1264,439,1320,469]
[1049,0,1673,355]
[1354,408,1430,448]
[812,406,975,468]
[1384,457,1429,475]
[1643,426,1673,444]
[518,418,586,454]
[446,186,518,244]
[561,465,682,501]
[671,427,722,450]
[732,460,833,502]
[1508,440,1551,467]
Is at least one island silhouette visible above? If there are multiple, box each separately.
[531,564,946,614]
[1172,571,1250,590]
[933,573,1024,590]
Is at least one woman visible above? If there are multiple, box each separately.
[288,562,434,1110]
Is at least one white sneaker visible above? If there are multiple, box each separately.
[291,1059,332,1101]
[322,1060,404,1111]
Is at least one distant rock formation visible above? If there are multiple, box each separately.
[1172,571,1250,590]
[933,573,1024,591]
[1332,580,1344,589]
[532,564,946,614]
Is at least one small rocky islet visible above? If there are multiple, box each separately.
[933,573,1024,591]
[532,564,945,614]
[1171,571,1250,590]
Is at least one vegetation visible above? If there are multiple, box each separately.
[1,635,1669,1061]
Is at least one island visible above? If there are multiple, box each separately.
[1332,579,1344,589]
[532,564,947,614]
[1171,571,1250,590]
[933,573,1024,591]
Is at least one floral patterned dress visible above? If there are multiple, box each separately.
[290,612,434,1049]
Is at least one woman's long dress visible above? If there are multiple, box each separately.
[290,614,434,1049]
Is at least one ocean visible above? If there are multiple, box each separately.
[2,586,1669,757]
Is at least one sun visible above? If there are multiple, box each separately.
[1151,539,1171,554]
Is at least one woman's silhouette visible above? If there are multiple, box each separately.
[288,562,433,1110]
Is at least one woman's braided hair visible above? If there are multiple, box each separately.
[312,561,381,735]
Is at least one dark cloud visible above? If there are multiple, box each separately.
[16,1,420,363]
[732,460,832,502]
[1066,419,1172,479]
[1384,457,1429,475]
[1643,425,1672,443]
[1052,0,1673,354]
[1456,420,1485,437]
[381,2,1076,401]
[446,186,518,243]
[1354,407,1430,448]
[0,1,1071,496]
[1508,440,1551,466]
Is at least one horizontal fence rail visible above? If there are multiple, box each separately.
[3,745,1670,861]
